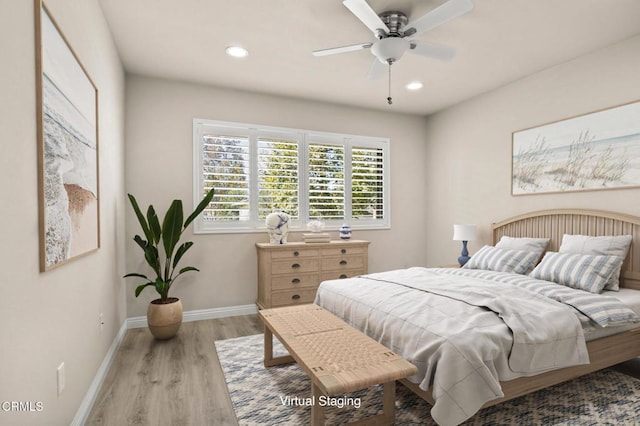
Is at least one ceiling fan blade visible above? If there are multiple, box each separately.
[312,42,372,57]
[405,0,474,37]
[409,41,456,61]
[367,58,387,80]
[343,0,390,36]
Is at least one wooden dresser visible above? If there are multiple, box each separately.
[256,240,369,309]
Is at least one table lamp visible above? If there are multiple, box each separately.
[453,224,477,267]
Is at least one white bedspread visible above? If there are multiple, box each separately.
[314,267,590,426]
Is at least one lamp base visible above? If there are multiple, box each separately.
[457,240,470,267]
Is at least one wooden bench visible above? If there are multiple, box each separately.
[259,304,418,425]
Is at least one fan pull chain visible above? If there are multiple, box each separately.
[387,61,393,105]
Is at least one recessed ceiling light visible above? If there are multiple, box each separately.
[406,81,423,91]
[225,45,248,58]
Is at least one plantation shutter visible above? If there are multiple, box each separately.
[194,119,389,232]
[201,133,250,222]
[351,146,385,221]
[308,142,345,220]
[257,136,299,220]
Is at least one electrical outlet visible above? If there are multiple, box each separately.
[99,313,104,333]
[57,363,65,396]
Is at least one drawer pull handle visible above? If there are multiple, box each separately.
[293,251,299,257]
[292,294,301,300]
[292,278,301,284]
[341,249,347,254]
[292,263,301,269]
[339,274,348,279]
[340,260,348,265]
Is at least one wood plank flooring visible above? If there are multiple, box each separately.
[87,314,640,425]
[86,315,262,426]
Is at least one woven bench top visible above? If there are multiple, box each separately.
[259,304,417,395]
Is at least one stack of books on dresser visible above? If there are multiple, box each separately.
[303,233,331,243]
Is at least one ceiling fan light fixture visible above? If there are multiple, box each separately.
[406,81,424,91]
[370,37,409,63]
[225,45,249,58]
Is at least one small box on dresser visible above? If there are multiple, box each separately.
[256,240,369,309]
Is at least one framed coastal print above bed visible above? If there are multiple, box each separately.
[35,1,100,271]
[512,100,640,196]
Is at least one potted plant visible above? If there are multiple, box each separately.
[124,189,214,339]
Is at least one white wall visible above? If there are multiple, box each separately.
[125,75,430,317]
[424,35,640,267]
[0,0,126,424]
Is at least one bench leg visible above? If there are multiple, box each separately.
[263,324,295,367]
[381,381,396,423]
[311,382,325,426]
[343,381,396,425]
[310,381,396,426]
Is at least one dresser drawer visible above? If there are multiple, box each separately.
[271,289,318,307]
[321,255,364,271]
[321,246,365,257]
[271,248,319,260]
[321,269,364,281]
[271,273,320,291]
[272,258,319,275]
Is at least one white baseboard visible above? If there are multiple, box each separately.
[70,319,128,426]
[126,303,258,328]
[72,303,258,424]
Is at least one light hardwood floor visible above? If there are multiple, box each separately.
[86,315,262,426]
[87,314,640,425]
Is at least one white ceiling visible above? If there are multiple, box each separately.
[98,0,640,116]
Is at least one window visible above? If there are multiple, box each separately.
[193,119,390,233]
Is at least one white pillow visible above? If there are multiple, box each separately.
[559,234,632,291]
[495,236,549,258]
[463,245,540,275]
[529,251,623,294]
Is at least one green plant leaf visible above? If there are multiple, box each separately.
[124,273,148,279]
[154,278,166,297]
[184,188,215,229]
[172,266,199,281]
[135,282,154,297]
[162,200,183,260]
[172,242,194,269]
[144,245,161,278]
[128,194,154,243]
[133,235,148,250]
[147,205,161,245]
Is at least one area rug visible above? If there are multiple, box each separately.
[215,334,640,425]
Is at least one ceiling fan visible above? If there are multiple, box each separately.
[312,0,474,103]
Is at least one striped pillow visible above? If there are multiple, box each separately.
[495,236,549,258]
[559,234,632,291]
[528,251,623,293]
[463,245,539,275]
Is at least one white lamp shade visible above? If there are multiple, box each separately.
[453,224,477,241]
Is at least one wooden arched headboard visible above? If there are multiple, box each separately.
[492,209,640,290]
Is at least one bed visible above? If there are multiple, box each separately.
[314,209,640,426]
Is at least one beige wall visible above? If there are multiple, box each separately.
[424,35,640,267]
[0,0,126,424]
[124,75,430,317]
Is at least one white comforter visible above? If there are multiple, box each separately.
[314,267,591,426]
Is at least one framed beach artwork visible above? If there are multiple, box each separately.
[35,1,100,271]
[512,100,640,196]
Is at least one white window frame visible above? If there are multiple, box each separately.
[193,118,390,234]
